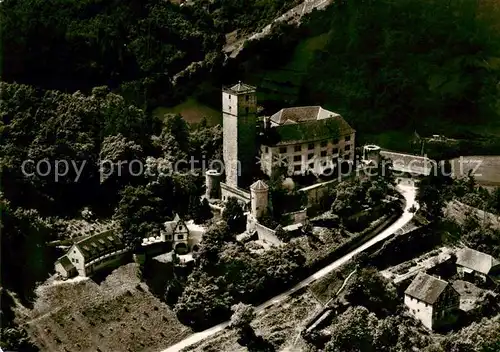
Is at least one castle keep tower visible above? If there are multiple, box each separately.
[250,180,269,219]
[222,82,257,189]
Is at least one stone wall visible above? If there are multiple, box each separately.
[284,209,308,224]
[299,179,338,207]
[255,222,282,246]
[221,182,251,204]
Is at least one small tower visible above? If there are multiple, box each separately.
[250,180,269,219]
[363,145,382,166]
[205,169,221,200]
[222,81,257,189]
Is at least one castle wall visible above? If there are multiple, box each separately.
[221,182,251,204]
[255,222,282,246]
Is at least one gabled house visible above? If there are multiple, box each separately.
[456,247,500,284]
[160,214,204,254]
[404,272,459,330]
[55,229,129,278]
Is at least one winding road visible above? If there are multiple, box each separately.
[162,183,419,352]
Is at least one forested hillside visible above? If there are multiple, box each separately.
[237,0,500,138]
[0,0,298,109]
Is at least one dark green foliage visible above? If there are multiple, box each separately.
[0,0,224,107]
[343,268,400,317]
[174,238,306,328]
[191,198,213,224]
[113,184,165,241]
[0,83,153,215]
[0,197,56,303]
[222,197,246,234]
[302,0,500,135]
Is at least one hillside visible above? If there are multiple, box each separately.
[19,264,191,352]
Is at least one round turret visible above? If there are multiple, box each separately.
[205,169,221,200]
[363,145,381,166]
[250,180,269,219]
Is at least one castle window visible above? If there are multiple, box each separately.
[265,146,269,153]
[344,154,350,160]
[294,145,301,152]
[279,147,287,154]
[320,140,327,147]
[308,153,314,160]
[294,155,301,162]
[345,145,351,151]
[245,95,249,101]
[308,143,314,150]
[333,139,339,144]
[167,235,173,240]
[345,135,351,142]
[294,165,301,172]
[177,234,184,240]
[333,148,339,154]
[321,151,327,157]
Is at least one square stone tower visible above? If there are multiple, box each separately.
[222,82,257,189]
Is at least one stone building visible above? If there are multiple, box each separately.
[456,247,500,284]
[222,82,258,189]
[55,229,129,278]
[259,106,356,177]
[404,272,460,330]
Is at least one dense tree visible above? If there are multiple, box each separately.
[325,306,378,352]
[174,270,233,329]
[222,197,246,234]
[302,0,500,135]
[343,268,400,317]
[113,184,165,241]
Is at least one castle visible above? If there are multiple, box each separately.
[206,82,357,237]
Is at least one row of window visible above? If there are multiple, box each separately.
[165,234,184,240]
[291,155,351,172]
[288,146,351,161]
[275,136,351,154]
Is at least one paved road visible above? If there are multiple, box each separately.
[162,183,418,352]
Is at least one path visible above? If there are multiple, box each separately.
[161,183,418,352]
[223,0,333,58]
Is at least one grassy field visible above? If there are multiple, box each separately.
[450,156,500,186]
[23,264,191,352]
[153,97,221,126]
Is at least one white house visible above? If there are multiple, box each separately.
[404,272,460,330]
[259,106,356,177]
[160,214,204,254]
[55,229,129,278]
[456,247,500,284]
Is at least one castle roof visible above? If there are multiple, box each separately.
[250,180,269,191]
[404,272,449,304]
[74,229,126,262]
[224,81,256,94]
[456,247,500,275]
[264,107,354,146]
